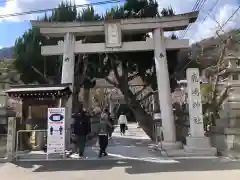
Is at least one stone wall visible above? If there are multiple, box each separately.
[210,126,240,154]
[0,94,18,159]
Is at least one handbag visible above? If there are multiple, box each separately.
[125,125,128,130]
[70,133,77,144]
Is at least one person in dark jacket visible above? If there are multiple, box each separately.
[107,112,114,139]
[71,107,91,158]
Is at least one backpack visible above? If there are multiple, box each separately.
[98,119,108,135]
[73,113,90,136]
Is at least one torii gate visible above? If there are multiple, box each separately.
[31,11,199,149]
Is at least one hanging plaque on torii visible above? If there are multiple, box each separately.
[104,22,122,48]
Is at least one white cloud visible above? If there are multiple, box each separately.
[187,4,240,43]
[0,0,88,22]
[157,0,240,43]
[0,46,2,49]
[157,0,196,14]
[0,0,239,43]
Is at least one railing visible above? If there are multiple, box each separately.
[15,129,70,160]
[153,123,163,146]
[153,123,170,156]
[0,134,7,158]
[14,120,100,160]
[16,129,47,153]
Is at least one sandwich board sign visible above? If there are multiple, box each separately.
[47,108,65,156]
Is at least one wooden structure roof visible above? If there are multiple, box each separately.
[5,83,72,98]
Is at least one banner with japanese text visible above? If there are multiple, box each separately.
[186,68,205,137]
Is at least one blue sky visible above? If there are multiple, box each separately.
[0,0,239,48]
[0,20,30,48]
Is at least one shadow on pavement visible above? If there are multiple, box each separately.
[83,135,159,159]
[99,134,156,148]
[13,158,240,174]
[13,125,240,175]
[14,132,157,161]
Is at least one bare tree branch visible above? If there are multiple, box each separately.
[92,88,110,110]
[110,56,121,83]
[217,86,230,109]
[201,36,233,126]
[121,60,129,84]
[74,55,82,76]
[105,77,119,87]
[139,92,154,103]
[31,66,53,84]
[212,38,229,104]
[134,85,148,97]
[75,56,88,87]
[128,72,140,82]
[140,98,152,110]
[93,95,104,110]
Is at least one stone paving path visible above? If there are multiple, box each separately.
[80,123,167,162]
[1,123,240,180]
[16,123,162,161]
[14,123,219,161]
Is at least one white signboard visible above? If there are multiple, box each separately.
[47,108,65,155]
[186,68,205,137]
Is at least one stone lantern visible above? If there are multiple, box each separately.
[212,56,240,153]
[219,56,240,128]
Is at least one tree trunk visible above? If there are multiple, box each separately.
[120,85,154,139]
[153,92,160,113]
[133,103,154,139]
[73,55,88,112]
[72,85,80,112]
[110,59,155,139]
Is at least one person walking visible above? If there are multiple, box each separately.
[71,107,91,159]
[118,112,128,136]
[98,109,113,158]
[107,112,114,139]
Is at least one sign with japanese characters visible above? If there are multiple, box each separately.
[186,68,205,137]
[105,23,122,48]
[47,108,65,155]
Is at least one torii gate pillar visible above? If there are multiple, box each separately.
[153,28,181,149]
[62,32,75,149]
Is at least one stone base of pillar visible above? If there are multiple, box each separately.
[184,136,217,156]
[160,141,182,150]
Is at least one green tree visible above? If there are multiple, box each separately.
[14,0,180,139]
[14,3,100,111]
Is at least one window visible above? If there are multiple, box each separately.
[232,74,239,80]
